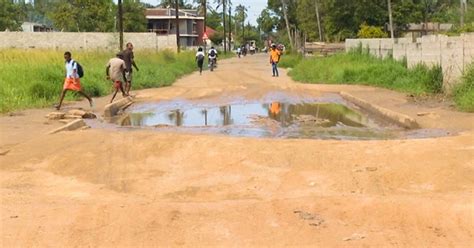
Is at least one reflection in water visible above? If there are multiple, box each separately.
[126,102,368,128]
[120,101,406,139]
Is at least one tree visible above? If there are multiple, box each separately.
[123,0,147,32]
[257,8,277,34]
[0,1,26,31]
[206,9,222,30]
[215,0,232,52]
[235,4,247,41]
[48,0,115,32]
[296,0,319,41]
[280,0,294,49]
[159,0,193,8]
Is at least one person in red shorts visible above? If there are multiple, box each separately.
[55,51,93,110]
[106,52,128,103]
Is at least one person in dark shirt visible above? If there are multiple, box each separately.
[122,42,139,95]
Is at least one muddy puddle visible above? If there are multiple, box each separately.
[97,95,451,140]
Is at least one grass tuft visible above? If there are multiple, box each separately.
[452,63,474,112]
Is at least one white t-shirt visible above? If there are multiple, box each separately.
[195,51,205,60]
[65,59,78,78]
[208,49,217,58]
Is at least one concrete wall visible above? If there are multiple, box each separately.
[345,33,474,89]
[0,32,177,51]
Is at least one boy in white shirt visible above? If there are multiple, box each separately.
[195,47,205,75]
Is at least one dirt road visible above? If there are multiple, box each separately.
[1,54,473,247]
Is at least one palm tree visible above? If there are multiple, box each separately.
[193,0,208,32]
[215,0,232,52]
[235,4,247,41]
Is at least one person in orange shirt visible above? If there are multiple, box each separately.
[269,102,281,117]
[269,44,282,77]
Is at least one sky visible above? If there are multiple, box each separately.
[140,0,268,25]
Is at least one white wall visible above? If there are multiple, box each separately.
[0,32,177,51]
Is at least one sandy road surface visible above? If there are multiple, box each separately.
[1,54,473,247]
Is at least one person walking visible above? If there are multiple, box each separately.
[55,51,93,110]
[269,44,282,77]
[195,47,205,75]
[106,52,128,103]
[122,42,139,95]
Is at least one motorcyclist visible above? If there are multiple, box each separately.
[208,46,218,66]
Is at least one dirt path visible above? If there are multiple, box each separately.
[1,54,473,247]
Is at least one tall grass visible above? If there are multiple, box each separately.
[288,50,444,95]
[278,52,303,68]
[453,63,474,112]
[0,49,197,113]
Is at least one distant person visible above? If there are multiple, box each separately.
[270,44,282,77]
[122,42,139,95]
[55,51,93,110]
[106,52,128,103]
[195,47,205,75]
[237,47,241,58]
[208,46,218,66]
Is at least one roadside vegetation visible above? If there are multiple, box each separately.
[0,49,198,113]
[285,47,473,112]
[288,48,443,94]
[452,63,474,112]
[278,52,303,68]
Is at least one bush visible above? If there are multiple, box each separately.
[453,63,474,112]
[357,23,389,38]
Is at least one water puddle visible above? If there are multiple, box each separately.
[111,98,430,140]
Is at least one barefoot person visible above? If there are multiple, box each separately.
[195,47,205,75]
[122,42,139,95]
[269,44,282,77]
[55,51,93,110]
[106,52,128,103]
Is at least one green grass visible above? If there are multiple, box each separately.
[288,50,443,95]
[452,63,474,112]
[0,49,199,113]
[279,52,303,68]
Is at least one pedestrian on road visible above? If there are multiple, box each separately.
[55,51,93,110]
[106,52,128,103]
[195,47,205,75]
[270,44,282,77]
[122,42,139,95]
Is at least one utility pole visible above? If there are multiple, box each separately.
[223,0,227,53]
[314,0,323,42]
[460,0,465,28]
[387,0,394,39]
[118,0,123,50]
[175,0,180,53]
[203,0,207,34]
[229,6,232,51]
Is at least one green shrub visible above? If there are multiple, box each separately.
[453,63,474,112]
[357,23,389,38]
